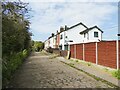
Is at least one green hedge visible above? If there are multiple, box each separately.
[2,49,31,87]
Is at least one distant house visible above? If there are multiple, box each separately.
[59,27,65,50]
[44,22,103,51]
[55,30,60,48]
[44,39,49,50]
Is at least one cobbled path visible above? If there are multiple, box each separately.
[8,52,114,88]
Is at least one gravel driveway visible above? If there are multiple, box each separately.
[7,52,114,88]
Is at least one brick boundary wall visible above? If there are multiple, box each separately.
[60,50,68,57]
[76,44,83,60]
[97,41,117,69]
[84,42,96,63]
[70,45,74,58]
[52,48,60,55]
[70,41,120,69]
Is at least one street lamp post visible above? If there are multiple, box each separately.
[117,34,120,70]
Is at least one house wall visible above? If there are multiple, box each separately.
[66,25,86,45]
[44,40,48,50]
[49,37,54,48]
[70,41,120,69]
[53,35,57,48]
[59,31,65,50]
[56,34,60,48]
[44,39,51,50]
[88,28,102,42]
[83,28,102,43]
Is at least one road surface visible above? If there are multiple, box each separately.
[7,51,114,88]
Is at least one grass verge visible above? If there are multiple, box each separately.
[112,70,120,79]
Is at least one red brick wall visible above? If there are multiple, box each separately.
[70,41,118,69]
[70,45,74,58]
[84,43,96,63]
[98,41,117,69]
[76,44,83,60]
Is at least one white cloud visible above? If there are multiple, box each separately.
[27,2,117,41]
[20,0,119,3]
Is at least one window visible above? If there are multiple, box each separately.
[94,32,98,37]
[60,35,63,39]
[64,45,68,50]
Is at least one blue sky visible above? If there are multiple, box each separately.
[21,0,118,41]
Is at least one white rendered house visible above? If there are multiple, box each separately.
[79,26,103,43]
[44,22,103,51]
[59,22,103,50]
[44,39,49,50]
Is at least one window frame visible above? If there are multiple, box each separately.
[94,32,98,38]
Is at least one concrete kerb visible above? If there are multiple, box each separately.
[56,57,120,88]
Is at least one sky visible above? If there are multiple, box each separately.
[20,0,119,41]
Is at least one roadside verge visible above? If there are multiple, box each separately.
[56,57,120,88]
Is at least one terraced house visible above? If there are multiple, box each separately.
[44,22,103,51]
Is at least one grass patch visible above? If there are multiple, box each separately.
[112,69,120,79]
[76,60,79,63]
[87,62,92,66]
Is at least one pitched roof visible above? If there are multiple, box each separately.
[66,22,88,31]
[80,26,103,34]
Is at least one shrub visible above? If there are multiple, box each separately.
[2,49,30,87]
[22,49,28,58]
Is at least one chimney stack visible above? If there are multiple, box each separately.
[60,26,64,32]
[51,33,54,37]
[57,30,58,34]
[65,25,68,31]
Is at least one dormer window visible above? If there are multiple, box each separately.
[94,32,98,37]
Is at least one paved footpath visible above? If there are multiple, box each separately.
[7,52,115,88]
